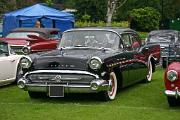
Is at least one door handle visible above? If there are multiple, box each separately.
[11,59,15,62]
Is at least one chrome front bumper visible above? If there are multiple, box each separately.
[17,70,111,94]
[165,87,180,98]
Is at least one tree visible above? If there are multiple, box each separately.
[129,7,161,31]
[74,0,106,21]
[106,0,128,26]
[114,0,161,21]
[44,0,53,6]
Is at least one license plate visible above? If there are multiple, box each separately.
[49,86,64,97]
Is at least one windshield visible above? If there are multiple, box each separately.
[49,32,61,39]
[148,33,177,43]
[6,32,40,38]
[0,42,8,56]
[59,30,120,50]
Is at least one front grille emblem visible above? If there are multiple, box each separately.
[53,75,62,82]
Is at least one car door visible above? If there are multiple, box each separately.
[121,32,147,87]
[129,32,147,82]
[0,55,18,81]
[120,33,135,87]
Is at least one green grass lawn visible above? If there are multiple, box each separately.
[0,68,180,120]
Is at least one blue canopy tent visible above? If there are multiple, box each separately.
[3,4,75,36]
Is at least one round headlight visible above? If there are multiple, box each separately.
[22,47,30,54]
[20,57,32,69]
[167,70,178,82]
[89,57,102,70]
[17,79,26,89]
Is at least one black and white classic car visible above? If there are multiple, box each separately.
[146,30,180,68]
[17,27,160,100]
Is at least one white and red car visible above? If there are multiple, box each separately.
[164,62,180,106]
[0,41,31,86]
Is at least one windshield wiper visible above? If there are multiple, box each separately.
[59,46,111,51]
[73,45,88,47]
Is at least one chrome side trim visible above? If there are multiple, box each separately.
[24,70,99,79]
[10,45,25,47]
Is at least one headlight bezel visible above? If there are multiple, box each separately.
[167,70,178,82]
[89,57,102,70]
[22,46,30,55]
[20,57,32,69]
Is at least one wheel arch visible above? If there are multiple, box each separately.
[148,54,156,73]
[150,56,156,73]
[113,66,123,88]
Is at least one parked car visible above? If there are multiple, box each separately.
[164,42,180,106]
[17,27,160,100]
[146,30,180,68]
[164,62,180,106]
[0,28,61,54]
[0,23,2,37]
[0,41,32,86]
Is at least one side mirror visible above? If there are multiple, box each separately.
[125,44,131,48]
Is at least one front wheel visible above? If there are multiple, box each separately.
[162,58,167,69]
[167,96,179,107]
[15,64,23,83]
[144,59,152,82]
[100,72,117,101]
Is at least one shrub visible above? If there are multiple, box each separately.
[81,14,91,22]
[129,7,161,31]
[75,21,129,28]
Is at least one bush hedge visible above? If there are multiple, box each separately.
[129,7,161,31]
[75,21,129,28]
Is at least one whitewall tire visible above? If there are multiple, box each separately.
[146,59,152,82]
[101,72,117,100]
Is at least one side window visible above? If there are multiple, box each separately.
[0,43,9,56]
[49,32,61,40]
[178,32,180,41]
[130,33,141,50]
[121,34,131,47]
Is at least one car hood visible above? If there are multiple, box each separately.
[32,48,115,71]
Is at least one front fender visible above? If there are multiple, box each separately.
[164,62,180,90]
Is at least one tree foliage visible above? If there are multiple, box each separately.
[0,0,179,30]
[74,0,106,21]
[129,7,161,31]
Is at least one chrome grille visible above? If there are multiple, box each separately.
[26,73,96,84]
[11,46,23,53]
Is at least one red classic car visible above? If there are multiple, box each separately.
[164,62,180,106]
[0,28,61,54]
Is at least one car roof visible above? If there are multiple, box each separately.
[10,28,61,34]
[148,30,179,36]
[64,27,135,34]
